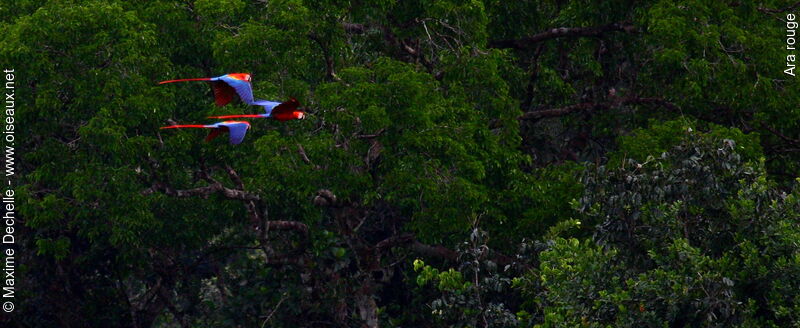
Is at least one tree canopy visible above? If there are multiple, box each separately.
[3,0,800,327]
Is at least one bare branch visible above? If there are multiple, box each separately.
[297,143,320,170]
[518,96,679,121]
[143,177,260,203]
[356,128,386,139]
[410,241,459,261]
[264,253,306,266]
[308,33,343,82]
[260,293,289,328]
[224,164,245,190]
[518,102,598,121]
[342,21,438,76]
[316,189,528,269]
[489,22,638,49]
[342,22,367,34]
[623,97,680,112]
[265,220,309,235]
[760,122,800,146]
[176,182,260,201]
[375,233,415,252]
[758,2,800,13]
[374,234,462,263]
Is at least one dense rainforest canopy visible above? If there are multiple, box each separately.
[2,0,800,327]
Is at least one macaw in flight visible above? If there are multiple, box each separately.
[209,98,306,122]
[160,121,251,145]
[159,73,255,106]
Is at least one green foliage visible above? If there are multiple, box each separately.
[5,0,799,327]
[314,57,534,243]
[412,230,519,327]
[610,119,763,167]
[414,259,468,292]
[522,134,800,327]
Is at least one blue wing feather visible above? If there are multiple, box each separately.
[220,76,255,105]
[252,99,282,117]
[222,122,249,144]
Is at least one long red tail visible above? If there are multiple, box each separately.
[158,77,212,84]
[160,125,208,129]
[207,114,263,119]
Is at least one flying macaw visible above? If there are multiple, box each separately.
[209,98,306,121]
[160,121,251,145]
[159,73,255,106]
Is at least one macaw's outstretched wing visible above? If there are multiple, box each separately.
[205,126,226,142]
[270,98,301,116]
[220,74,255,105]
[161,121,249,145]
[208,99,283,119]
[211,81,237,107]
[253,99,282,116]
[159,74,253,106]
[221,122,250,144]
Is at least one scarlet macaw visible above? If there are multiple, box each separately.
[209,98,306,121]
[159,73,255,106]
[160,121,251,144]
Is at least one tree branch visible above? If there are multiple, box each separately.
[168,182,261,202]
[316,189,524,268]
[356,128,386,139]
[375,233,415,252]
[760,122,800,146]
[344,21,436,73]
[758,2,800,13]
[623,97,680,112]
[265,220,309,235]
[297,143,321,170]
[224,164,245,190]
[264,253,306,266]
[342,22,367,34]
[143,163,260,202]
[518,96,679,121]
[309,33,343,82]
[489,22,638,49]
[518,102,599,121]
[410,241,459,261]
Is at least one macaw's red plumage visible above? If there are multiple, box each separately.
[159,73,255,106]
[209,98,306,122]
[160,121,251,144]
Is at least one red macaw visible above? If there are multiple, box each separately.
[159,73,255,106]
[209,98,306,122]
[160,121,251,144]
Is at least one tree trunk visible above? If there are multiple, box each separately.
[356,279,379,328]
